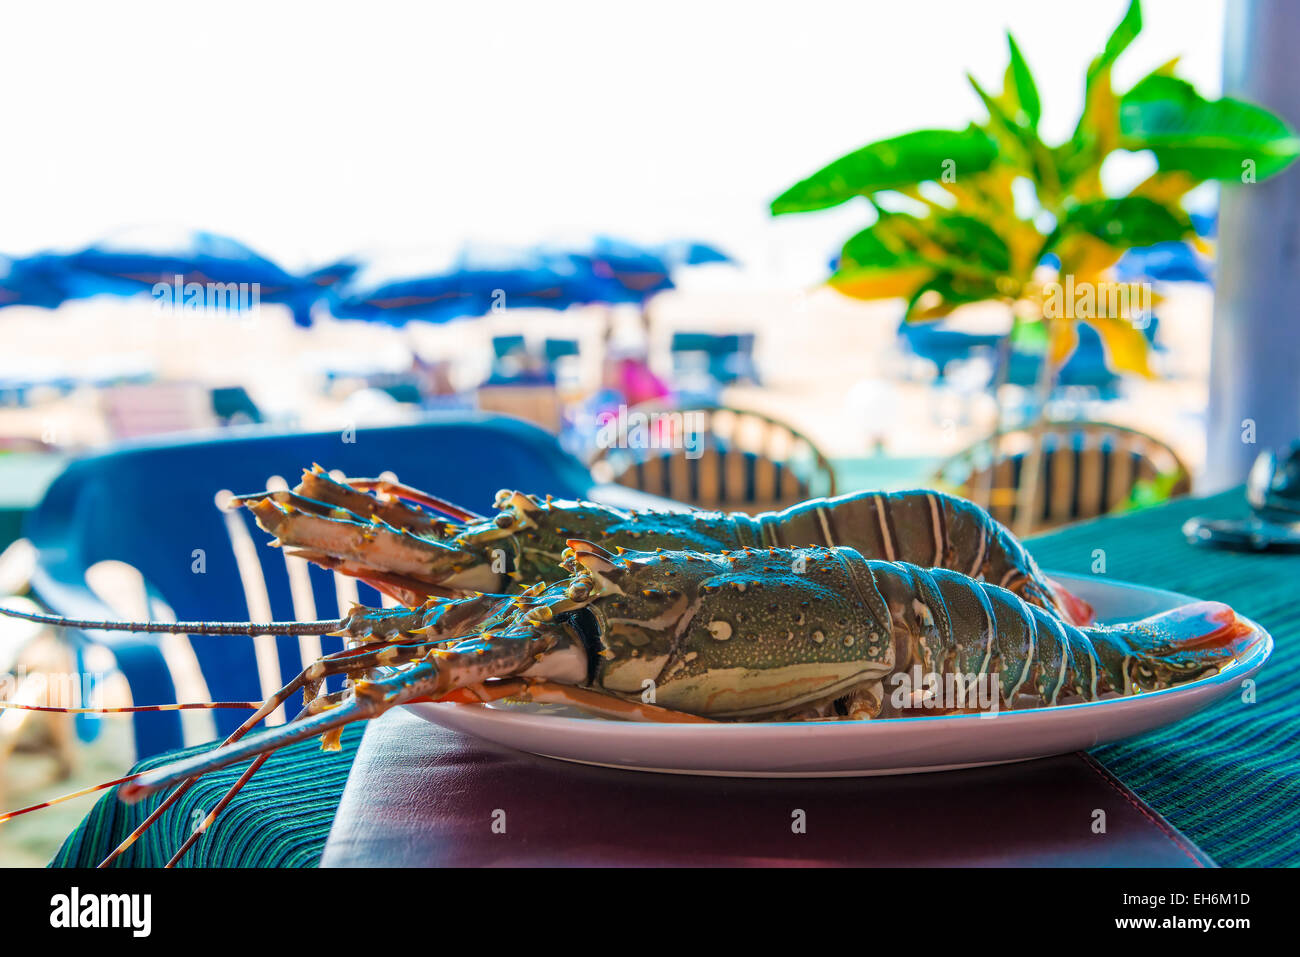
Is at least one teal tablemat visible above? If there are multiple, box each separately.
[52,488,1296,867]
[1026,489,1298,867]
[51,726,363,868]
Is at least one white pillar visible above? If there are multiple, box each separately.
[1203,0,1300,492]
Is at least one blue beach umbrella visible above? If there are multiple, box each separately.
[561,236,733,304]
[15,229,350,326]
[327,238,732,326]
[327,247,592,326]
[0,252,76,309]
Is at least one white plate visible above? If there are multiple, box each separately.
[406,573,1272,777]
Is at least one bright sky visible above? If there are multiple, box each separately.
[0,0,1225,282]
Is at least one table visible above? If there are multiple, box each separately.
[320,711,1210,867]
[51,488,1299,867]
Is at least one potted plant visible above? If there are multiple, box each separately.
[771,0,1300,526]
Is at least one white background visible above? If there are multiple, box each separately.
[0,0,1225,281]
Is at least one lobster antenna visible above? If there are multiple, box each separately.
[0,605,346,636]
[167,753,272,867]
[0,773,147,823]
[121,696,375,801]
[342,476,487,522]
[163,696,349,868]
[0,701,262,714]
[99,641,408,866]
[98,670,314,867]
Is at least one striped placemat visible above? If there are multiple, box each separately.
[50,726,363,867]
[1026,488,1299,867]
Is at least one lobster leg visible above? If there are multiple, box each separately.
[340,475,486,523]
[283,549,463,602]
[232,466,449,534]
[246,495,467,572]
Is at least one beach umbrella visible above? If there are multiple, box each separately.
[327,246,595,326]
[1115,241,1213,284]
[14,229,352,326]
[326,238,732,326]
[560,236,733,304]
[0,253,75,309]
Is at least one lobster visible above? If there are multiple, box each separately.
[0,540,1255,867]
[231,465,1095,625]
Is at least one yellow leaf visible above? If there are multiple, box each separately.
[1056,234,1124,277]
[1129,170,1198,205]
[1005,220,1046,278]
[1149,56,1181,78]
[829,267,931,301]
[1090,316,1155,377]
[1049,318,1079,365]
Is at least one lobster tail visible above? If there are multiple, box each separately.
[1128,601,1256,656]
[1093,601,1257,694]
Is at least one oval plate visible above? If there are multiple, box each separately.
[406,573,1272,777]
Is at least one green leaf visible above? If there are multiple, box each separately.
[841,210,1011,280]
[1092,0,1142,80]
[1061,0,1141,188]
[971,72,1059,196]
[1119,468,1184,512]
[1121,74,1300,180]
[903,271,1003,321]
[931,213,1012,274]
[840,222,917,271]
[1043,196,1189,254]
[771,126,997,215]
[1006,33,1041,130]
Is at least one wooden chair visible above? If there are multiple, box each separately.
[933,421,1191,534]
[589,403,836,514]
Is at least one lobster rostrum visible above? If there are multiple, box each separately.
[232,465,1095,624]
[0,539,1256,868]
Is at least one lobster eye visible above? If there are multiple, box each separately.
[495,513,515,528]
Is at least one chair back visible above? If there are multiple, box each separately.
[935,420,1190,534]
[589,403,836,514]
[25,416,596,756]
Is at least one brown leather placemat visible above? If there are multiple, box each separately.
[321,710,1213,867]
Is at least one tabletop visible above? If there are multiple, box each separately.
[51,487,1299,867]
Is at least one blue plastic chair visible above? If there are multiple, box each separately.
[24,415,598,757]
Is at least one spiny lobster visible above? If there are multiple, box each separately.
[0,534,1255,867]
[230,465,1095,624]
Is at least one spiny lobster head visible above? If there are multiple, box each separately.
[435,490,634,586]
[540,541,897,718]
[238,469,632,599]
[423,491,748,591]
[397,488,637,587]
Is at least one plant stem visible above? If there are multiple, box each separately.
[1013,318,1062,537]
